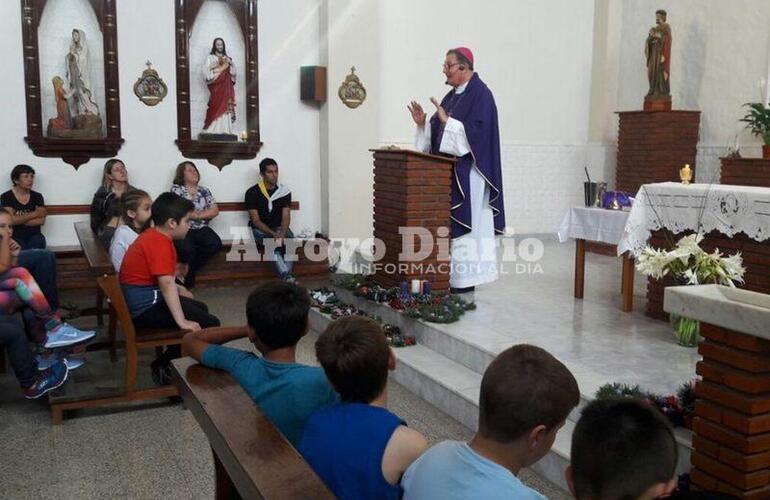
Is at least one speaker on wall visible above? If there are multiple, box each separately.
[300,66,327,102]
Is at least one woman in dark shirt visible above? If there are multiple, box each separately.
[90,158,132,249]
[0,164,47,250]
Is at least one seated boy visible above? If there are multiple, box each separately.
[299,316,428,500]
[120,192,220,384]
[402,344,580,500]
[182,281,337,447]
[568,399,678,500]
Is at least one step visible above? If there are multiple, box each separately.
[309,305,694,494]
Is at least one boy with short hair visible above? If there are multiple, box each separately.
[120,192,220,384]
[402,344,579,500]
[567,399,678,500]
[299,316,428,500]
[182,281,337,447]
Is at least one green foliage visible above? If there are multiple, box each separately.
[595,382,644,400]
[740,102,770,145]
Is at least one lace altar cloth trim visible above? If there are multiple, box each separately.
[618,182,770,257]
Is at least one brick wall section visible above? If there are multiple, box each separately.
[372,150,454,292]
[645,229,770,321]
[616,111,701,194]
[691,322,770,499]
[720,158,770,188]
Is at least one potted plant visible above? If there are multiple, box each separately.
[740,102,770,159]
[636,234,745,346]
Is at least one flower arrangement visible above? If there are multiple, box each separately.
[595,381,696,428]
[334,274,476,324]
[635,233,746,346]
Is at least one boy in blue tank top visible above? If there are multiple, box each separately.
[182,281,337,447]
[402,344,580,500]
[299,316,428,500]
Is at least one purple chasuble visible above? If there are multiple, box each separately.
[429,73,506,238]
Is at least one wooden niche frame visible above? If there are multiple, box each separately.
[20,0,123,169]
[175,0,262,169]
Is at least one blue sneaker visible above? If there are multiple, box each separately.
[44,323,96,349]
[37,354,85,371]
[24,361,68,399]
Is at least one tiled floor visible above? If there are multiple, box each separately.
[1,237,698,499]
[1,277,568,499]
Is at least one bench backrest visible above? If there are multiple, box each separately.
[74,221,114,276]
[171,357,334,499]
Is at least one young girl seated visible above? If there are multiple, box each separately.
[110,190,193,299]
[0,209,95,363]
[109,189,152,272]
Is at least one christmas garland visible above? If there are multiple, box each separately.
[309,288,416,347]
[334,275,476,324]
[595,381,696,428]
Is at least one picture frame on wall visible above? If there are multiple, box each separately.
[174,0,261,169]
[20,0,123,169]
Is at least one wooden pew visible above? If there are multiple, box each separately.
[172,357,334,499]
[48,223,191,424]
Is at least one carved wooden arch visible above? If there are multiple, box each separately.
[175,0,261,169]
[20,0,123,169]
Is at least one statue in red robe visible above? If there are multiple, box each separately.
[201,37,237,138]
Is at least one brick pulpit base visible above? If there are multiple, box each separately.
[691,323,770,498]
[616,110,701,195]
[371,149,455,292]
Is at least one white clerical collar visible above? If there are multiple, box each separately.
[455,80,470,94]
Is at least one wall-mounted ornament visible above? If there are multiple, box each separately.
[134,61,168,107]
[338,67,367,109]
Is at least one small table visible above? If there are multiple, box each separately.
[558,206,635,312]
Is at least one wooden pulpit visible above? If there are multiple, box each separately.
[370,148,456,292]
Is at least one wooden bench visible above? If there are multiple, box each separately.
[172,356,334,499]
[53,201,329,291]
[48,222,192,424]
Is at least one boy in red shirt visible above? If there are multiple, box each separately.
[120,192,220,384]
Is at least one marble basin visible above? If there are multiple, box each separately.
[717,286,770,310]
[664,285,770,340]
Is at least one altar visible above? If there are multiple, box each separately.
[619,182,770,320]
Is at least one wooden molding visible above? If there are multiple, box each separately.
[20,0,124,168]
[175,0,261,169]
[46,201,299,216]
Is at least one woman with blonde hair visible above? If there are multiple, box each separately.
[89,158,133,249]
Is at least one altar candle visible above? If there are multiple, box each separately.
[400,281,408,297]
[422,281,432,294]
[411,279,421,294]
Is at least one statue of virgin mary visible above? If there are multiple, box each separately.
[65,29,100,117]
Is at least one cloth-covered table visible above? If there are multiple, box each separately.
[618,182,770,257]
[618,182,770,320]
[558,207,635,312]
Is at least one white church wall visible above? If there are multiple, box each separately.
[0,0,323,246]
[604,0,770,183]
[374,0,603,234]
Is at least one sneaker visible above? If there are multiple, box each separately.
[64,358,85,371]
[36,353,59,371]
[24,361,68,399]
[44,323,96,349]
[150,359,172,386]
[38,354,84,371]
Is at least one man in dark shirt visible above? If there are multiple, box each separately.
[1,165,47,250]
[244,158,295,281]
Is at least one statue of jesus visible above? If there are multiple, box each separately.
[200,37,237,139]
